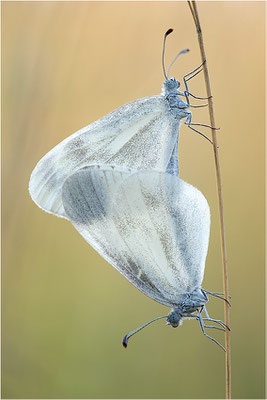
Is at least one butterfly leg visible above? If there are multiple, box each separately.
[183,62,204,90]
[184,60,205,78]
[183,66,202,105]
[189,122,220,130]
[184,69,203,105]
[196,316,225,332]
[202,318,230,332]
[183,61,212,104]
[203,290,226,296]
[197,310,226,351]
[200,324,225,332]
[202,289,231,305]
[189,103,209,109]
[184,114,213,144]
[183,312,224,332]
[202,305,230,331]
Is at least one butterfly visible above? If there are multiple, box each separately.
[29,30,227,350]
[61,165,228,350]
[29,29,212,219]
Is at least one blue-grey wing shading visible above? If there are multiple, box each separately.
[62,165,168,305]
[62,166,210,307]
[29,95,182,218]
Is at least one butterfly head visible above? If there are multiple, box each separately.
[166,309,183,328]
[163,77,180,95]
[166,77,180,89]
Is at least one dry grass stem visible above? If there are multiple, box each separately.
[187,1,231,399]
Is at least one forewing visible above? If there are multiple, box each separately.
[29,95,181,218]
[62,167,210,307]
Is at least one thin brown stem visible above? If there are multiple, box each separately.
[187,1,231,399]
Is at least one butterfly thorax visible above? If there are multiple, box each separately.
[167,288,208,328]
[162,77,190,120]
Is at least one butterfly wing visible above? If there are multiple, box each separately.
[111,171,210,303]
[62,166,210,307]
[62,165,167,305]
[29,95,181,218]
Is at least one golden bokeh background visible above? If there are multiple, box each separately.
[2,1,265,398]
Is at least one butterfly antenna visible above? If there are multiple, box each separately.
[162,28,173,80]
[122,315,168,348]
[166,48,190,79]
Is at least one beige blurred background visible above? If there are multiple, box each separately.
[2,1,265,399]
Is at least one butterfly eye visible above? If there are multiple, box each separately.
[166,78,179,90]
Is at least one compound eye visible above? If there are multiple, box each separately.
[166,80,173,88]
[170,78,179,89]
[165,78,179,91]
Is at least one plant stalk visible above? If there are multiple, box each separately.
[187,1,231,398]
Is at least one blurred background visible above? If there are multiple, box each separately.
[2,1,265,399]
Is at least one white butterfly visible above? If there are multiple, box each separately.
[29,29,211,219]
[61,165,228,350]
[29,29,227,349]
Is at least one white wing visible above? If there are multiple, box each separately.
[29,95,181,218]
[62,166,210,307]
